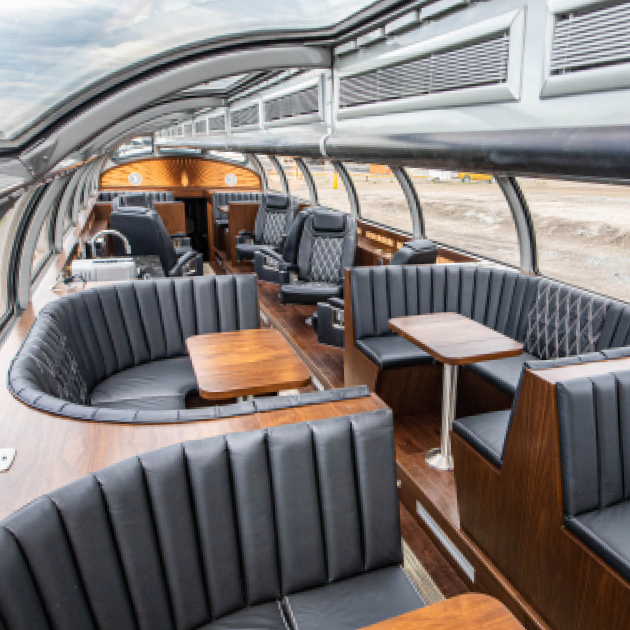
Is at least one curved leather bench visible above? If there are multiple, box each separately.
[351,264,630,397]
[8,275,261,423]
[0,409,425,630]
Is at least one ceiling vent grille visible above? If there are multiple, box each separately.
[550,2,630,75]
[230,104,260,128]
[194,120,207,134]
[208,114,226,131]
[264,85,320,122]
[339,33,509,108]
[184,123,193,136]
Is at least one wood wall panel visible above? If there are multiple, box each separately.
[100,158,261,190]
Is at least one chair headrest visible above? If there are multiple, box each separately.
[402,239,438,254]
[312,209,346,232]
[112,205,154,216]
[265,192,291,209]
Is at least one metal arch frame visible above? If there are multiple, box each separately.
[54,167,84,252]
[295,158,319,205]
[71,166,93,224]
[0,189,38,325]
[17,177,67,308]
[17,46,331,180]
[392,166,424,238]
[269,155,289,195]
[331,161,359,218]
[50,176,73,251]
[496,175,539,274]
[248,154,268,190]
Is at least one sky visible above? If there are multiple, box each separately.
[0,0,376,139]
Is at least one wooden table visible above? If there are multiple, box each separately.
[186,328,312,400]
[361,594,524,629]
[389,313,522,470]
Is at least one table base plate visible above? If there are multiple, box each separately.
[425,447,454,471]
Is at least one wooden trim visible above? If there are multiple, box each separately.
[93,201,186,235]
[453,366,630,630]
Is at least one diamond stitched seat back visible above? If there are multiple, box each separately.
[524,279,610,359]
[308,237,344,284]
[262,211,286,247]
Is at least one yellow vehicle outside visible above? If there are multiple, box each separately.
[458,172,495,183]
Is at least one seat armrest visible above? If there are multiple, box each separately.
[169,250,202,277]
[327,296,345,310]
[236,230,255,245]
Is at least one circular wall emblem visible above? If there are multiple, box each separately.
[224,173,237,187]
[128,172,143,186]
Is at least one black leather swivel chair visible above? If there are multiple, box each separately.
[253,206,313,283]
[389,239,438,265]
[110,206,203,277]
[235,193,297,261]
[313,238,438,348]
[280,208,356,305]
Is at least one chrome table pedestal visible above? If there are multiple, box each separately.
[425,364,458,471]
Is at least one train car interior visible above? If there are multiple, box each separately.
[2,0,630,628]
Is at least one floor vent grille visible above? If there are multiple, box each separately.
[551,2,630,75]
[339,33,509,108]
[230,105,260,128]
[264,85,320,122]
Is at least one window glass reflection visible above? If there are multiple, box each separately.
[309,161,352,213]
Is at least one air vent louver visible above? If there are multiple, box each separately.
[184,123,193,136]
[264,86,320,122]
[230,104,260,128]
[194,120,207,134]
[339,33,509,108]
[208,114,226,131]
[551,2,630,75]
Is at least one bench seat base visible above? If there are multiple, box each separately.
[201,601,287,629]
[284,566,424,630]
[90,356,197,411]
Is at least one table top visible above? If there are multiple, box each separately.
[186,328,312,400]
[389,313,523,365]
[360,594,524,629]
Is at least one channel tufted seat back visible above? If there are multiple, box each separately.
[212,191,263,225]
[351,264,540,342]
[8,275,260,422]
[0,410,416,630]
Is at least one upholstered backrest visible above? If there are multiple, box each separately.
[557,371,630,517]
[100,191,175,204]
[351,264,540,342]
[281,207,313,265]
[390,239,438,266]
[253,193,297,247]
[212,191,263,220]
[298,208,357,284]
[9,276,260,416]
[0,409,402,630]
[523,279,611,359]
[110,206,177,272]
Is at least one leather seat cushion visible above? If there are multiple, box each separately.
[200,601,288,629]
[465,352,536,396]
[284,566,424,630]
[566,502,630,584]
[356,335,433,369]
[281,281,342,304]
[237,242,277,261]
[452,410,511,468]
[90,356,197,411]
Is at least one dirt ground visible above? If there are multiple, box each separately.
[284,166,630,303]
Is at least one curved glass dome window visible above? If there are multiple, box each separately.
[0,0,378,139]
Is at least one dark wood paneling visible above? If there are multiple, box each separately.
[94,201,187,235]
[453,366,630,630]
[226,202,259,263]
[100,157,261,190]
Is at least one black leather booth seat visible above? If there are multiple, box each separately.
[99,190,175,203]
[0,410,425,630]
[8,276,261,423]
[552,368,630,585]
[351,264,630,396]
